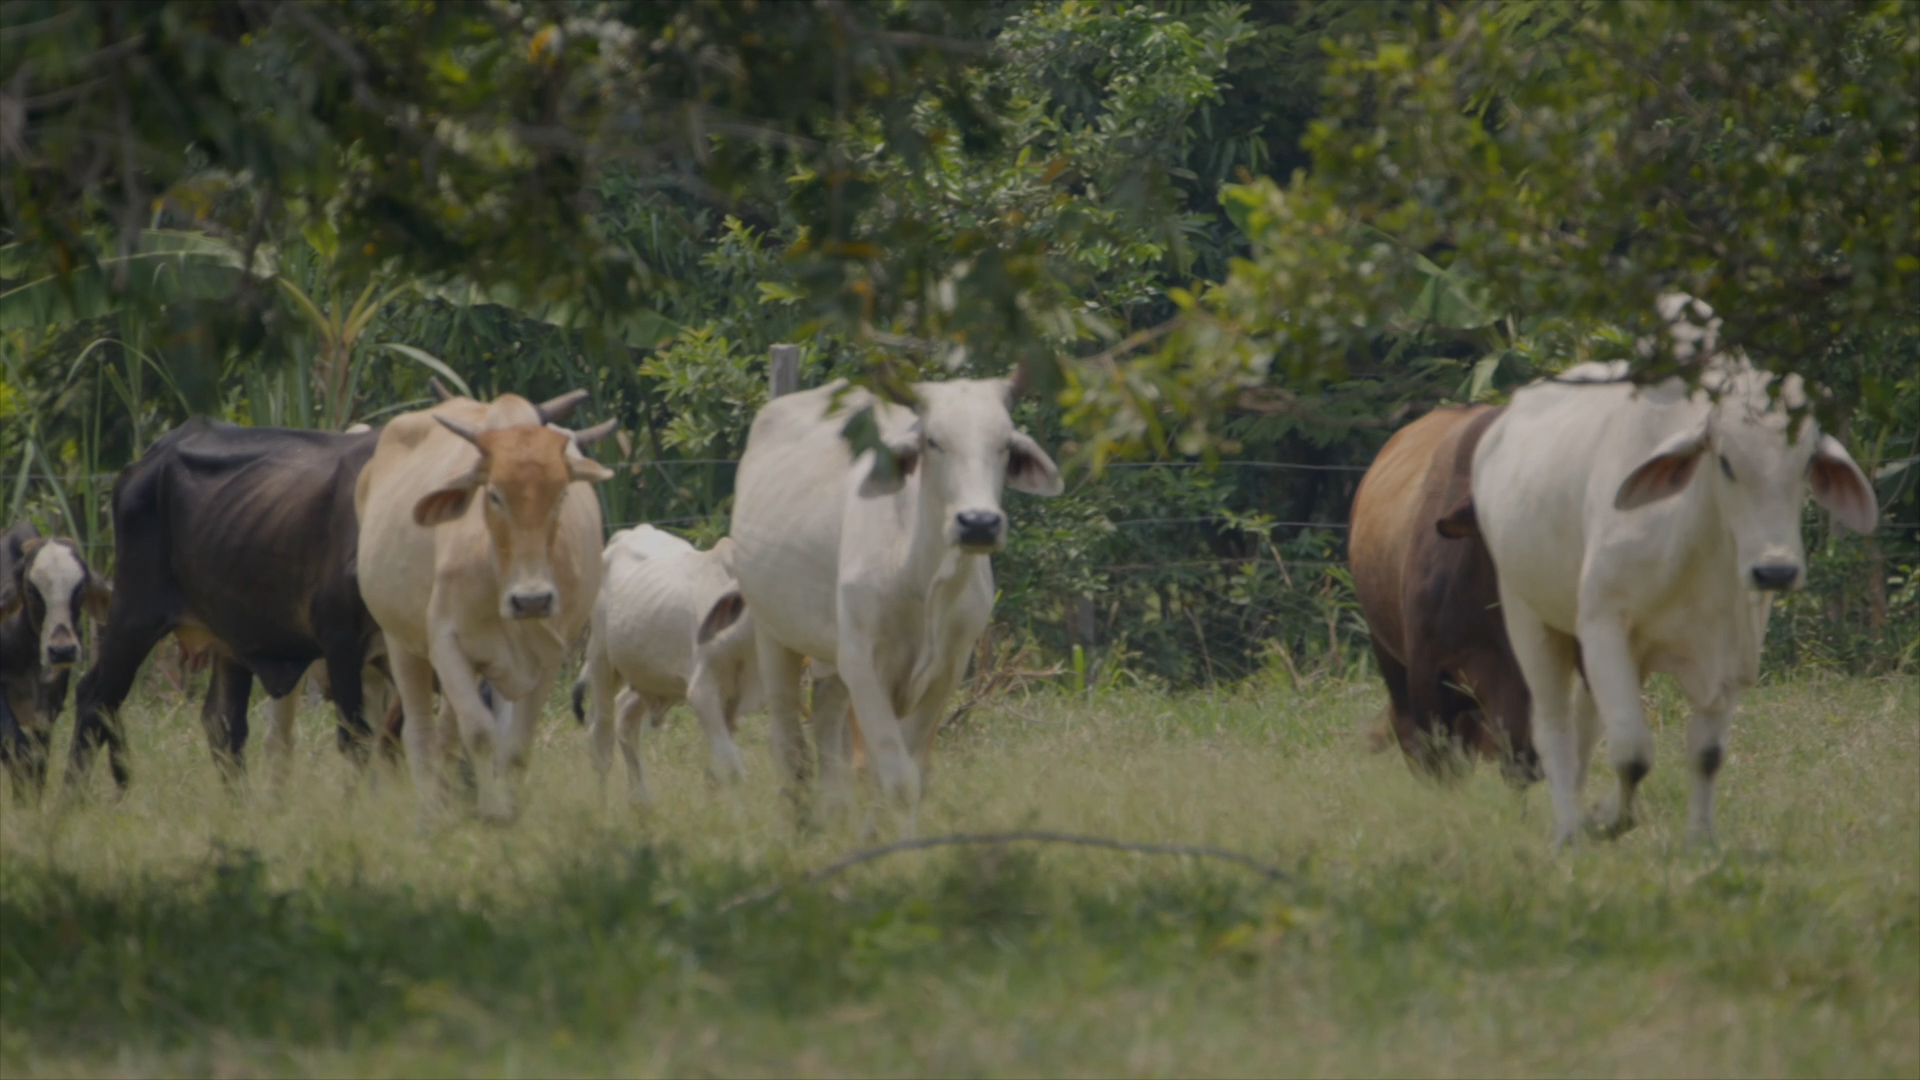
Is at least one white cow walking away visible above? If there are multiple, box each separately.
[726,376,1063,828]
[1472,296,1878,847]
[574,525,767,803]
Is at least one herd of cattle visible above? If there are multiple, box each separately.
[0,296,1881,846]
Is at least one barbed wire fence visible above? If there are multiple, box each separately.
[10,456,1919,695]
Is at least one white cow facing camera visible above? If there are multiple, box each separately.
[1473,295,1878,848]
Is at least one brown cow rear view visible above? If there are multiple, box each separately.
[1349,406,1539,784]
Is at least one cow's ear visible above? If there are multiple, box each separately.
[568,456,616,483]
[1436,496,1478,539]
[1810,434,1878,534]
[697,590,747,645]
[858,427,922,498]
[1614,424,1709,511]
[83,575,113,621]
[413,471,485,526]
[1007,430,1064,496]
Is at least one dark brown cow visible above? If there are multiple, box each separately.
[69,420,385,789]
[1348,405,1539,784]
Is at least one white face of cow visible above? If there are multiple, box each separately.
[12,541,107,677]
[1615,372,1878,593]
[861,378,1065,553]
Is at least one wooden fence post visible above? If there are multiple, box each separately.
[769,343,800,398]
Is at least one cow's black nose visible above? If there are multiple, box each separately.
[509,590,556,618]
[1751,564,1799,591]
[46,643,77,665]
[955,510,1004,545]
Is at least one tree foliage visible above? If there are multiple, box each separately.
[1167,0,1919,438]
[3,0,1914,683]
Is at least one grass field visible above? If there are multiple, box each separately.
[1,671,1915,1078]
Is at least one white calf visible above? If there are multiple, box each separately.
[576,527,761,803]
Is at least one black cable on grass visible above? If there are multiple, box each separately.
[717,830,1293,913]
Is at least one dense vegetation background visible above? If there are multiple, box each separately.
[4,0,1916,687]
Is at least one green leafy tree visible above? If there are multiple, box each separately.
[1163,0,1918,437]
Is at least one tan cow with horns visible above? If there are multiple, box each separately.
[355,385,615,820]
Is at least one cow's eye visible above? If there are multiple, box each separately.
[487,488,505,507]
[926,436,943,453]
[1718,454,1735,481]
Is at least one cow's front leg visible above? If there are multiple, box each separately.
[427,632,509,821]
[496,675,551,819]
[1,689,44,801]
[903,650,969,786]
[390,647,442,819]
[809,668,856,823]
[1576,617,1651,840]
[1683,693,1734,847]
[834,636,919,837]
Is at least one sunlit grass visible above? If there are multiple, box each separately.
[2,671,1915,1077]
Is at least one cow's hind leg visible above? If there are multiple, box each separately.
[1570,678,1600,796]
[261,688,299,798]
[903,646,971,788]
[1466,653,1539,789]
[755,630,814,825]
[1501,598,1581,848]
[613,690,653,807]
[582,642,620,797]
[200,655,253,787]
[686,663,747,788]
[321,643,374,767]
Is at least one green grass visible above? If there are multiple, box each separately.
[2,672,1916,1077]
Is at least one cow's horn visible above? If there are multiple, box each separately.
[434,414,485,448]
[536,389,590,424]
[571,419,618,448]
[429,377,454,403]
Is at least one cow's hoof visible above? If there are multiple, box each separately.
[707,755,747,788]
[1584,809,1636,841]
[1548,822,1582,852]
